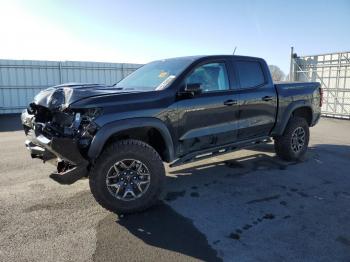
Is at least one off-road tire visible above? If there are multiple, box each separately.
[274,117,310,161]
[89,139,165,214]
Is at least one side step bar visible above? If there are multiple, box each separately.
[169,137,272,168]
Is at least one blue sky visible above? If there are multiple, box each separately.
[0,0,349,74]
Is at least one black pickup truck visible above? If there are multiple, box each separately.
[21,55,322,214]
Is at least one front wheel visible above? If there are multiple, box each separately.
[89,139,165,214]
[274,117,310,161]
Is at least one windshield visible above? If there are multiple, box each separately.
[116,58,195,91]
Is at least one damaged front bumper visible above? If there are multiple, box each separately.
[21,108,94,184]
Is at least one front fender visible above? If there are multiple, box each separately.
[88,117,175,162]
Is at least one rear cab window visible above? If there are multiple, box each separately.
[236,61,266,88]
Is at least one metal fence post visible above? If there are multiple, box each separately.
[289,46,294,81]
[58,62,63,84]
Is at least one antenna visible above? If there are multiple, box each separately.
[233,46,237,55]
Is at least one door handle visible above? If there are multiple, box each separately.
[262,96,273,101]
[224,100,238,106]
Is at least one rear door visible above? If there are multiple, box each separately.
[233,58,277,140]
[176,59,240,155]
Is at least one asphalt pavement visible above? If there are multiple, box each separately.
[0,116,349,261]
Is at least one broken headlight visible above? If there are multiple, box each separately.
[74,108,102,148]
[49,107,101,139]
[79,108,102,134]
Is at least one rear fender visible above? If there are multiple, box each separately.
[271,100,313,136]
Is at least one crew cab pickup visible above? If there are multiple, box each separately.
[21,55,322,214]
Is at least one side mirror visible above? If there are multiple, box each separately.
[185,83,201,92]
[183,83,202,96]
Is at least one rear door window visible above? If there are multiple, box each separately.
[236,61,265,88]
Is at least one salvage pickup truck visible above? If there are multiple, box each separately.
[21,55,322,214]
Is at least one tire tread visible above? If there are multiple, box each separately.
[89,139,164,214]
[274,117,309,161]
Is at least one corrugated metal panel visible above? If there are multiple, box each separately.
[0,59,142,114]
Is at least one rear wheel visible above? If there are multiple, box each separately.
[274,117,310,161]
[89,139,165,214]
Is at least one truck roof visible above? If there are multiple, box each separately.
[156,54,265,63]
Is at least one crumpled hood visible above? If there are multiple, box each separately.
[33,83,141,110]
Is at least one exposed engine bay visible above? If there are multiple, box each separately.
[21,82,143,184]
[22,87,102,184]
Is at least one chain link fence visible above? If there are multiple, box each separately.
[290,48,350,119]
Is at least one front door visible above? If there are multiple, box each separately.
[176,61,240,156]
